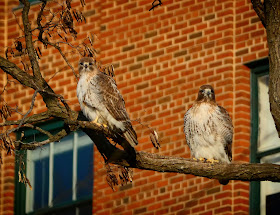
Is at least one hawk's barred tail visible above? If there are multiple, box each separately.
[123,125,138,147]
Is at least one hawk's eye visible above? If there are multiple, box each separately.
[211,89,214,93]
[79,62,83,66]
[89,62,93,66]
[199,90,203,93]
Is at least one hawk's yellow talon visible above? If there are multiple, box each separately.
[90,116,108,128]
[206,158,219,164]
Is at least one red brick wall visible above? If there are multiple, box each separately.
[0,0,268,214]
[1,1,16,214]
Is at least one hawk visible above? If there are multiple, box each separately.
[77,57,138,157]
[183,85,233,185]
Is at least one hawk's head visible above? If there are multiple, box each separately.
[196,85,216,102]
[78,57,96,75]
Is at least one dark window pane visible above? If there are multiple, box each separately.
[33,157,49,210]
[266,192,280,215]
[77,144,93,198]
[53,139,73,205]
[78,202,92,215]
[52,206,76,215]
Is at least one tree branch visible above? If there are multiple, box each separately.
[264,0,280,137]
[133,152,280,182]
[23,123,53,138]
[251,0,266,27]
[80,122,280,182]
[37,0,78,80]
[20,0,42,80]
[15,129,68,150]
[0,111,51,127]
[0,56,36,89]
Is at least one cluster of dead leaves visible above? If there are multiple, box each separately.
[106,164,133,191]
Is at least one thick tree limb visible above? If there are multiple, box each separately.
[82,123,280,182]
[0,56,36,89]
[264,0,280,137]
[134,152,280,182]
[251,0,266,27]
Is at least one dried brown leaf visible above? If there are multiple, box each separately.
[5,48,9,59]
[150,129,160,149]
[66,0,72,9]
[15,41,23,52]
[37,47,42,56]
[80,0,86,7]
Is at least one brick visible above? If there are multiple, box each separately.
[189,31,202,39]
[174,50,187,58]
[204,14,215,21]
[137,54,149,61]
[144,30,157,38]
[134,207,147,214]
[122,44,135,52]
[129,63,142,71]
[185,200,198,208]
[83,9,95,17]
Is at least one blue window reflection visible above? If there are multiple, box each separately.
[33,157,49,210]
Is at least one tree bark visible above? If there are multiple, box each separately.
[264,0,280,137]
[252,0,280,137]
[83,127,280,182]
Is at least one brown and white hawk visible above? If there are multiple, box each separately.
[183,85,233,185]
[77,57,138,156]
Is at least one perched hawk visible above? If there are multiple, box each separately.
[183,85,233,185]
[77,57,138,156]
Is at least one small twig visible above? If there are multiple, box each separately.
[17,90,39,129]
[15,129,68,150]
[23,123,53,138]
[133,118,161,149]
[12,11,24,33]
[0,111,50,127]
[149,0,163,11]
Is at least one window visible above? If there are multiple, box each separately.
[14,0,42,11]
[15,121,93,215]
[248,58,280,215]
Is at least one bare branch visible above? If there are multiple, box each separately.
[17,90,39,129]
[251,0,266,27]
[23,123,53,138]
[37,0,78,80]
[15,129,68,150]
[0,111,51,127]
[20,0,42,79]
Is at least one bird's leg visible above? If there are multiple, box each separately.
[90,116,108,128]
[205,158,219,164]
[192,157,206,162]
[198,157,206,162]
